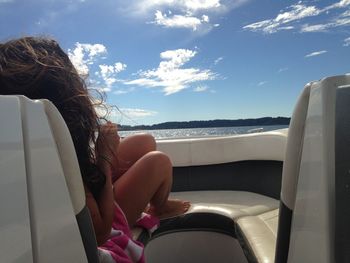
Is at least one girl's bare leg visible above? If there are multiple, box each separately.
[115,133,156,177]
[113,151,190,226]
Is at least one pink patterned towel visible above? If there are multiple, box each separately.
[98,203,159,263]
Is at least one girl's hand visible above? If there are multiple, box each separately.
[96,122,120,166]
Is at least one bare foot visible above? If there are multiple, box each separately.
[148,199,191,219]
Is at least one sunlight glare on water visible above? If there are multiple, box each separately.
[119,125,288,139]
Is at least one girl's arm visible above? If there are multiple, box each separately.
[85,159,114,245]
[86,122,120,245]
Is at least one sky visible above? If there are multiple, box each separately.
[1,0,350,125]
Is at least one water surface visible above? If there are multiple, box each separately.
[119,125,288,139]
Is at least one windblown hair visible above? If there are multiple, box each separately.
[0,36,105,197]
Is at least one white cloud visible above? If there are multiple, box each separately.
[98,62,127,88]
[183,0,221,11]
[124,49,216,95]
[153,10,209,30]
[301,9,350,32]
[113,87,136,95]
[244,0,350,34]
[120,108,158,118]
[301,23,330,32]
[340,9,350,17]
[305,50,327,58]
[68,43,127,92]
[94,103,157,121]
[258,81,267,86]
[194,86,208,92]
[97,87,112,92]
[68,43,107,76]
[136,0,221,13]
[278,67,288,73]
[333,16,350,27]
[326,0,350,10]
[344,37,350,46]
[244,4,321,34]
[114,62,127,72]
[125,0,250,33]
[202,15,209,22]
[87,80,112,93]
[214,56,223,65]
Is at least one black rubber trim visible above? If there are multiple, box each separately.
[335,85,350,263]
[136,229,151,245]
[275,202,293,263]
[76,206,99,263]
[172,160,283,199]
[235,223,258,263]
[149,212,236,243]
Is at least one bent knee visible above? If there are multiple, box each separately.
[130,133,156,150]
[143,133,156,149]
[145,151,172,167]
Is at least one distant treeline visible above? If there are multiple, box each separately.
[119,117,290,131]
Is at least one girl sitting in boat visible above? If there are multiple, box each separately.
[0,36,190,262]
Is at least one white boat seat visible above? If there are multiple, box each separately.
[232,81,311,263]
[0,96,97,262]
[170,190,279,221]
[42,99,99,262]
[232,75,350,263]
[159,191,278,263]
[152,127,285,261]
[139,190,279,262]
[285,76,350,262]
[236,209,278,263]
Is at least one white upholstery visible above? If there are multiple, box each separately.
[230,82,312,263]
[287,75,350,262]
[42,100,86,215]
[41,99,99,262]
[280,84,311,209]
[231,83,312,263]
[135,190,278,241]
[0,96,88,262]
[0,96,33,263]
[158,131,285,262]
[237,209,278,263]
[170,191,279,221]
[233,75,350,263]
[157,129,287,167]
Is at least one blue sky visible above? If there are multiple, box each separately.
[1,0,350,125]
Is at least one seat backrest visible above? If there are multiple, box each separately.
[287,75,350,263]
[0,95,98,263]
[275,75,350,263]
[274,82,311,263]
[0,96,32,263]
[42,99,99,263]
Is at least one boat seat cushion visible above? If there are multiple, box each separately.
[170,190,279,221]
[236,209,278,263]
[131,191,278,242]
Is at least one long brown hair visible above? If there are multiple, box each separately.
[0,36,105,197]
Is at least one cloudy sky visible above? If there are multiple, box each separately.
[1,0,349,125]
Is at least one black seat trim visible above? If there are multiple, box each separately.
[274,202,292,263]
[335,85,350,263]
[149,212,236,244]
[76,206,99,263]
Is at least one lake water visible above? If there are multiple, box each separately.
[118,125,289,139]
